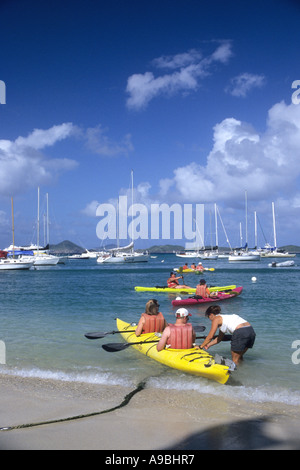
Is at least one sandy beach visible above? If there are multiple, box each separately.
[0,374,299,451]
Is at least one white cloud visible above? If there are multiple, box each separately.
[85,125,134,157]
[14,123,76,150]
[152,49,203,70]
[0,123,78,196]
[226,73,266,97]
[157,100,300,207]
[81,200,100,217]
[126,42,233,110]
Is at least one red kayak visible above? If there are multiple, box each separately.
[172,287,243,306]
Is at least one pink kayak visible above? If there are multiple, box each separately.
[172,287,243,306]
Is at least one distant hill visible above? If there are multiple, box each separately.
[279,245,300,253]
[50,240,84,254]
[49,240,300,255]
[148,244,185,253]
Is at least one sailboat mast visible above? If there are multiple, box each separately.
[245,190,248,249]
[131,169,134,253]
[254,211,257,248]
[11,197,15,258]
[272,202,277,248]
[214,203,218,248]
[37,187,40,254]
[46,193,49,245]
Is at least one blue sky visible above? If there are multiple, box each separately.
[1,0,300,249]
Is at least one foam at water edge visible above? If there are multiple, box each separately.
[0,366,134,387]
[147,376,300,406]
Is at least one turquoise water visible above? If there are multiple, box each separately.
[0,254,300,406]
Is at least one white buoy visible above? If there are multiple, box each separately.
[251,276,257,282]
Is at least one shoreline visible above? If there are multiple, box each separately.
[0,374,300,450]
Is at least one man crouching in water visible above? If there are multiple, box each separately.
[156,308,196,351]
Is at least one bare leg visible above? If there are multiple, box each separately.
[231,348,248,365]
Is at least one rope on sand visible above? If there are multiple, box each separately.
[0,379,146,432]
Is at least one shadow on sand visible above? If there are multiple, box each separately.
[163,416,300,450]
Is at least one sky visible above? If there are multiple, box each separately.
[1,0,300,250]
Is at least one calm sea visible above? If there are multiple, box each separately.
[1,254,300,406]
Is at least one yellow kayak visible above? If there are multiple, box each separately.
[134,284,236,294]
[174,267,215,273]
[116,318,232,384]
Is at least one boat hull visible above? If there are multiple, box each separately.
[171,287,243,306]
[134,284,236,294]
[228,254,260,261]
[116,319,231,384]
[0,260,33,270]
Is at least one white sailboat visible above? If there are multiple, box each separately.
[228,192,260,262]
[125,170,148,262]
[97,171,148,264]
[22,189,60,266]
[260,202,296,258]
[0,198,33,270]
[215,204,232,258]
[176,251,201,258]
[97,242,134,264]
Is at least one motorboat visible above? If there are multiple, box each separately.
[0,258,33,270]
[176,251,201,258]
[260,249,296,258]
[268,260,295,267]
[228,251,260,261]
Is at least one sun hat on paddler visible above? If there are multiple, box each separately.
[175,308,192,317]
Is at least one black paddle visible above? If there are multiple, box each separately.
[85,324,206,340]
[102,334,232,352]
[85,329,136,339]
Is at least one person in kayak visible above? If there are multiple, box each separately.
[196,262,204,272]
[195,279,218,298]
[200,305,256,365]
[156,308,196,351]
[135,299,167,336]
[167,272,191,289]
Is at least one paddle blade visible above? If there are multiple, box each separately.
[85,328,136,339]
[85,332,106,339]
[222,334,232,342]
[194,325,206,332]
[102,342,130,352]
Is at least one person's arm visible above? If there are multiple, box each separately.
[135,316,145,337]
[156,327,170,351]
[203,330,225,350]
[200,318,220,349]
[192,328,196,343]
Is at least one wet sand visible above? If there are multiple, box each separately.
[0,374,299,450]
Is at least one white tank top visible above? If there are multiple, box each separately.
[217,314,247,334]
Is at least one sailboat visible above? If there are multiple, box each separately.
[124,170,148,262]
[260,202,296,258]
[228,192,260,262]
[0,198,34,270]
[21,189,60,266]
[97,171,148,264]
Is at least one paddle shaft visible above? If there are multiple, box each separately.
[85,324,206,339]
[102,334,232,352]
[85,329,136,339]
